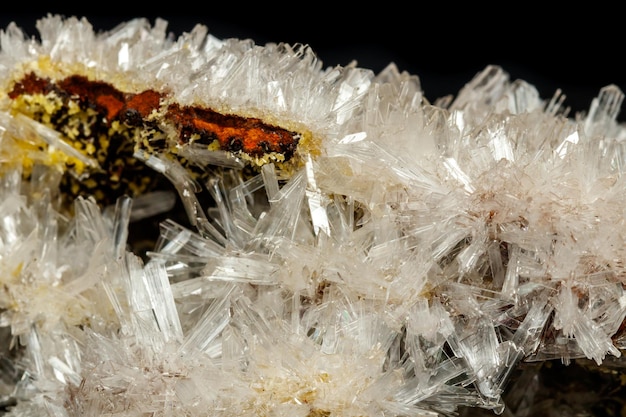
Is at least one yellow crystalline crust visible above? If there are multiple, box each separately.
[0,57,320,206]
[4,93,93,173]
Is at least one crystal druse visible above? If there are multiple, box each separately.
[0,14,625,417]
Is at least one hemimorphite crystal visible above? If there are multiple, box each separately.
[0,14,625,417]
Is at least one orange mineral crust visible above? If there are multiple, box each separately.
[7,72,306,205]
[165,103,300,160]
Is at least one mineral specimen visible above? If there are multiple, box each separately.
[0,14,625,417]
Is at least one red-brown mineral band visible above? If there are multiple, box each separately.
[8,72,301,160]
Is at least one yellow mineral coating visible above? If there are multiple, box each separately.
[126,176,154,196]
[9,92,64,124]
[206,139,221,152]
[0,128,87,178]
[4,92,93,177]
[63,103,99,143]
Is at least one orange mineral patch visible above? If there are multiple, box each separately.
[165,103,300,159]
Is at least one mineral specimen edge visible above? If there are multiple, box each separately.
[0,13,626,417]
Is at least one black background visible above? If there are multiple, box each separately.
[1,8,625,122]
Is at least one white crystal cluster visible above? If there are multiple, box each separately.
[1,14,626,417]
